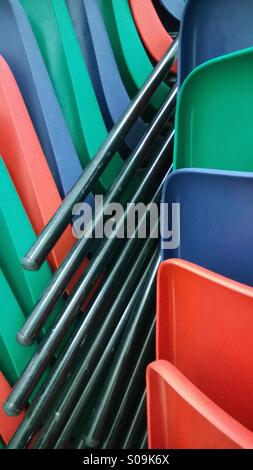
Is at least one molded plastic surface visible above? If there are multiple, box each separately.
[154,260,253,446]
[161,169,253,286]
[147,361,253,449]
[67,0,146,154]
[0,158,53,315]
[99,0,170,114]
[0,0,84,198]
[0,271,36,385]
[21,0,123,191]
[0,372,25,445]
[179,0,253,86]
[0,55,81,273]
[129,0,176,73]
[174,49,253,172]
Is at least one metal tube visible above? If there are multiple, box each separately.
[4,131,173,417]
[6,169,168,447]
[34,237,157,449]
[54,250,159,449]
[18,86,177,346]
[103,319,155,449]
[22,40,178,271]
[122,391,147,450]
[139,432,148,450]
[7,239,154,448]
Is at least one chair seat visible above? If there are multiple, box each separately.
[179,0,253,86]
[157,259,253,430]
[147,361,253,449]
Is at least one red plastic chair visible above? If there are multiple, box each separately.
[0,372,25,445]
[147,361,253,449]
[154,259,253,442]
[0,56,88,282]
[129,0,177,73]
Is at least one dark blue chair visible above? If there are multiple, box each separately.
[67,0,146,156]
[0,0,92,204]
[179,0,253,87]
[161,169,253,286]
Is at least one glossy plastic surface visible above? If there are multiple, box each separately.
[0,158,52,315]
[0,0,85,198]
[129,0,176,72]
[156,259,253,430]
[99,0,170,114]
[179,0,253,86]
[0,55,82,274]
[175,49,253,172]
[161,169,253,286]
[147,360,253,449]
[67,0,146,155]
[0,271,36,385]
[21,0,123,191]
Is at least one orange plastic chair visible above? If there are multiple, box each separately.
[0,372,25,445]
[154,259,253,441]
[129,0,177,73]
[147,361,253,449]
[0,56,87,276]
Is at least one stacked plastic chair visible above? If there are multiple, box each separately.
[147,0,253,449]
[0,0,178,449]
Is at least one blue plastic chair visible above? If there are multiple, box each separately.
[179,0,253,87]
[66,0,146,156]
[161,169,253,286]
[0,0,92,204]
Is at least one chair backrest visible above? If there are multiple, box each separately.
[98,0,169,115]
[0,372,26,445]
[147,361,253,449]
[0,0,83,198]
[129,0,176,72]
[179,0,253,86]
[161,169,253,287]
[0,270,36,385]
[174,48,253,173]
[0,157,53,315]
[156,259,253,431]
[67,0,145,155]
[0,56,78,273]
[21,0,123,192]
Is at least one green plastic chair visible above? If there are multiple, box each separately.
[98,0,170,117]
[20,0,124,192]
[174,47,253,172]
[0,157,53,316]
[0,271,36,386]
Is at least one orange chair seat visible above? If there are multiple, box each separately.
[147,361,253,449]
